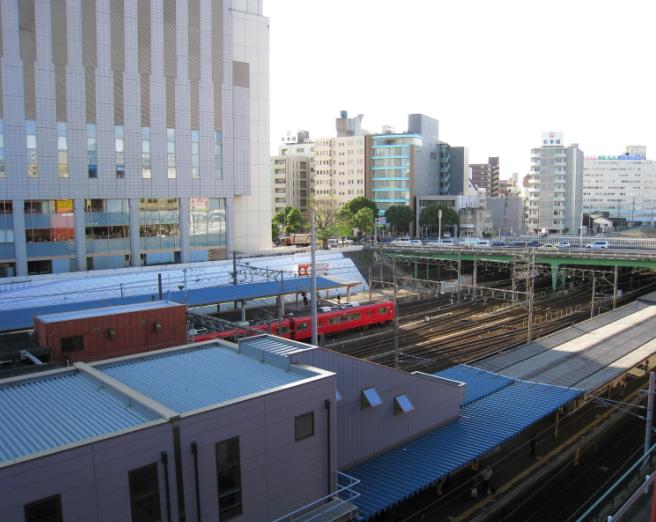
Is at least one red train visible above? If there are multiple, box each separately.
[192,301,395,343]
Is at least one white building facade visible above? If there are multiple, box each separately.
[583,147,656,224]
[528,132,583,234]
[0,0,270,278]
[313,135,367,208]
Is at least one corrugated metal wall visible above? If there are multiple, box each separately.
[291,348,464,469]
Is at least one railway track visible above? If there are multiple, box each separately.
[328,274,656,374]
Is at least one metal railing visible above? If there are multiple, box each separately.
[272,471,361,522]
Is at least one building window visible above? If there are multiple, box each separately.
[87,124,97,178]
[142,127,151,179]
[189,197,226,248]
[24,494,63,522]
[295,412,314,441]
[0,119,5,177]
[139,199,180,253]
[57,122,68,178]
[115,126,125,178]
[214,130,222,178]
[26,120,38,177]
[167,128,176,178]
[361,387,383,409]
[61,335,84,353]
[216,437,243,520]
[129,463,161,522]
[191,129,200,179]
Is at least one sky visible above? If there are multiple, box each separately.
[263,0,656,180]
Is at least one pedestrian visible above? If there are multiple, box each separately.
[302,292,308,308]
[337,294,341,304]
[481,466,494,495]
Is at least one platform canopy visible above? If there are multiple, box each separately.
[0,276,348,332]
[348,365,582,519]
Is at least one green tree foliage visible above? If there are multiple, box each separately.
[419,205,459,235]
[352,207,375,236]
[272,206,304,236]
[385,205,414,234]
[341,196,377,219]
[272,222,280,243]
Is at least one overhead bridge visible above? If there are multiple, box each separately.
[379,245,656,290]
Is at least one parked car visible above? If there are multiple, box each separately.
[557,241,571,249]
[538,243,558,251]
[586,240,609,250]
[527,240,540,247]
[491,240,506,247]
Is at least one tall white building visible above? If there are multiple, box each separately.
[313,135,367,208]
[271,155,311,217]
[583,146,656,224]
[528,132,583,234]
[0,0,270,278]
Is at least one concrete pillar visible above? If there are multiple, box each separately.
[551,263,559,291]
[129,199,141,267]
[179,197,190,263]
[12,200,28,276]
[74,199,86,271]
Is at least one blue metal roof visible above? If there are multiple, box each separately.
[0,371,160,465]
[0,276,344,331]
[239,335,315,357]
[435,364,515,405]
[348,366,582,519]
[99,343,317,414]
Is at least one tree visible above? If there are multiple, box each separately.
[352,207,375,237]
[341,196,377,219]
[272,206,304,236]
[385,205,414,234]
[272,222,280,243]
[419,205,459,236]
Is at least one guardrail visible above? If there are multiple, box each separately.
[272,471,360,522]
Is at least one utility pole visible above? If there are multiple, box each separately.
[591,271,597,318]
[311,208,318,346]
[613,266,619,310]
[438,208,443,242]
[527,254,534,343]
[368,266,372,303]
[393,257,399,370]
[232,251,238,310]
[644,372,655,461]
[183,268,188,305]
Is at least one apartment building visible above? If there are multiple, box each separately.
[527,132,583,234]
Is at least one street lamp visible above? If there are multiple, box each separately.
[438,208,443,242]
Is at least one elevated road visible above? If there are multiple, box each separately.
[378,245,656,289]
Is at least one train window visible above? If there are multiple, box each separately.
[340,315,350,322]
[329,318,340,325]
[279,326,289,333]
[351,313,361,321]
[379,307,388,314]
[297,323,308,331]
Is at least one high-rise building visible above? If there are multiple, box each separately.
[527,132,583,234]
[271,155,311,218]
[583,146,656,224]
[368,114,441,219]
[0,0,269,278]
[470,157,500,197]
[313,135,368,207]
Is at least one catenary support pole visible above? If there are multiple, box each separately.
[311,209,318,346]
[645,372,655,461]
[613,265,619,309]
[393,257,399,370]
[591,271,597,318]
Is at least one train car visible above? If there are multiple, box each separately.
[292,301,395,340]
[192,318,293,342]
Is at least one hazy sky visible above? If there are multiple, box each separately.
[263,0,656,179]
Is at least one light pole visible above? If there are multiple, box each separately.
[438,208,443,242]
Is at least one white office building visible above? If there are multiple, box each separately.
[583,146,656,224]
[0,0,270,278]
[527,132,583,234]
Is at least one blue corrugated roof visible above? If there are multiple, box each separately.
[348,366,582,519]
[1,276,345,331]
[0,371,160,465]
[435,364,515,405]
[240,335,314,356]
[99,343,317,413]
